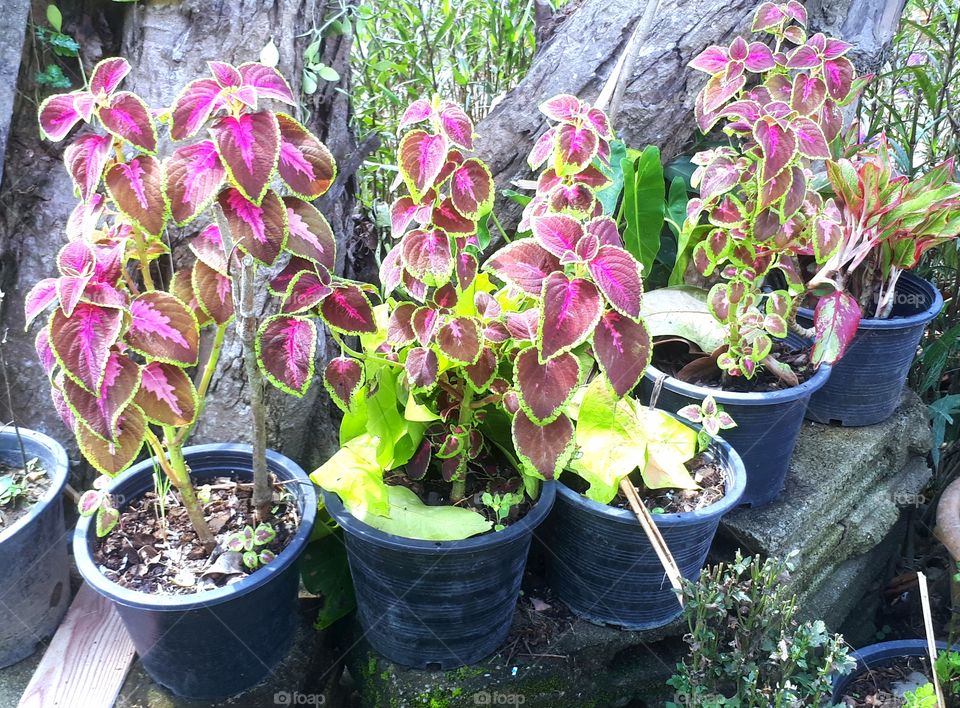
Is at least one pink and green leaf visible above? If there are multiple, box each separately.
[192,261,235,325]
[25,279,59,327]
[281,268,333,314]
[400,228,453,284]
[76,404,146,477]
[98,91,157,154]
[450,158,494,220]
[170,79,224,141]
[811,290,862,366]
[398,129,447,200]
[592,311,651,397]
[217,188,288,266]
[49,303,122,393]
[439,102,474,149]
[105,155,168,237]
[515,348,581,424]
[62,350,140,441]
[164,140,226,225]
[284,196,336,269]
[435,316,482,364]
[587,245,643,319]
[90,57,130,96]
[318,284,377,335]
[276,113,336,199]
[464,347,498,392]
[323,356,364,412]
[210,111,280,205]
[238,62,296,105]
[484,239,562,296]
[64,134,113,202]
[511,410,574,480]
[125,291,199,366]
[256,315,317,397]
[38,92,85,141]
[554,123,599,176]
[405,346,439,392]
[532,213,583,258]
[539,273,604,360]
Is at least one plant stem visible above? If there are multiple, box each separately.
[145,427,215,550]
[132,228,155,291]
[450,385,475,502]
[490,211,511,244]
[173,322,227,447]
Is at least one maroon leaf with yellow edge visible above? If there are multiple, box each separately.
[25,279,58,328]
[506,309,540,341]
[588,245,643,319]
[823,57,855,100]
[192,261,234,325]
[64,134,112,202]
[318,284,377,334]
[135,361,197,426]
[39,92,84,141]
[105,156,167,236]
[98,92,157,154]
[210,111,279,204]
[170,79,224,141]
[436,316,482,364]
[283,196,336,269]
[450,158,494,219]
[533,214,583,258]
[398,129,447,199]
[282,269,333,314]
[58,276,90,318]
[387,303,417,345]
[811,290,861,366]
[456,252,478,291]
[62,351,139,441]
[754,120,796,182]
[255,315,316,397]
[164,140,226,225]
[276,114,336,199]
[791,73,826,115]
[539,273,603,360]
[238,63,296,105]
[432,198,475,235]
[77,404,146,477]
[49,303,122,393]
[217,188,287,265]
[401,229,453,283]
[171,269,212,328]
[527,127,557,171]
[323,357,363,412]
[405,347,438,392]
[465,347,498,392]
[125,291,199,366]
[512,410,574,480]
[89,57,129,96]
[593,311,651,397]
[515,348,580,424]
[792,117,830,159]
[438,102,474,149]
[484,240,561,296]
[539,94,581,121]
[554,123,598,176]
[412,307,440,345]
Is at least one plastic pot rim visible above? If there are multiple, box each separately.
[0,428,69,546]
[833,639,950,695]
[644,358,832,407]
[73,443,317,612]
[798,272,943,331]
[323,480,556,554]
[556,433,746,525]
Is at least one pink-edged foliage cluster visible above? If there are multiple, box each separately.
[680,1,872,379]
[27,57,352,491]
[807,142,960,364]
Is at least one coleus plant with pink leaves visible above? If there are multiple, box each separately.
[312,96,658,538]
[804,140,960,364]
[27,57,360,546]
[677,0,871,383]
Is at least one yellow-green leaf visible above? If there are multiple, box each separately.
[355,485,492,540]
[311,434,390,517]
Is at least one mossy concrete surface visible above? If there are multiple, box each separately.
[349,391,932,707]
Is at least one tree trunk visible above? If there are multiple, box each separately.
[475,0,906,226]
[0,0,357,472]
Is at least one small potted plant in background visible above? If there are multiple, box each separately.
[832,641,955,705]
[0,421,70,668]
[668,552,854,706]
[26,57,353,699]
[797,142,960,426]
[640,2,863,506]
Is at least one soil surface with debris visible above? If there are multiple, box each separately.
[93,475,299,595]
[838,655,935,707]
[0,458,51,531]
[653,338,814,392]
[564,453,727,514]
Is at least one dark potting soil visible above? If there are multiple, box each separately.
[0,457,51,531]
[563,452,726,514]
[838,655,936,707]
[93,475,299,595]
[652,338,814,393]
[385,461,534,531]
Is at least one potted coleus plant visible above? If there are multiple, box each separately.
[797,142,960,425]
[25,57,353,698]
[641,1,864,506]
[312,95,650,668]
[546,379,746,630]
[0,426,70,668]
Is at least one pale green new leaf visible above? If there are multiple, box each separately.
[311,433,390,518]
[641,286,726,353]
[355,485,493,541]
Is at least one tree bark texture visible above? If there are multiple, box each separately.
[0,0,357,473]
[475,0,906,226]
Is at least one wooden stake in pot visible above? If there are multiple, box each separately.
[918,570,946,707]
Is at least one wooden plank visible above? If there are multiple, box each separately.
[18,584,135,708]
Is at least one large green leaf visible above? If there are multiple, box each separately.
[929,395,960,468]
[596,139,627,215]
[669,223,710,286]
[311,433,390,517]
[355,485,493,540]
[300,531,356,630]
[628,399,698,490]
[621,145,665,274]
[366,367,409,468]
[641,286,726,353]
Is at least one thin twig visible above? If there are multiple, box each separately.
[619,478,684,607]
[918,571,946,707]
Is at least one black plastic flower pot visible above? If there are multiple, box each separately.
[73,444,317,700]
[639,335,830,507]
[798,272,943,426]
[831,639,945,702]
[544,436,745,630]
[323,481,556,669]
[0,428,70,668]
